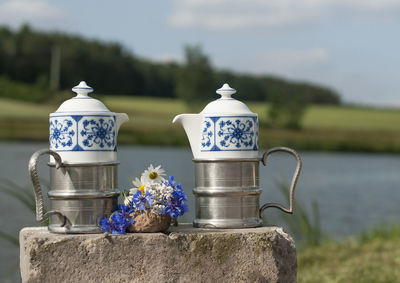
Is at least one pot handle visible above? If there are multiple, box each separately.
[28,149,67,226]
[259,147,302,217]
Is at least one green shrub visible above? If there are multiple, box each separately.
[268,90,308,130]
[0,76,48,102]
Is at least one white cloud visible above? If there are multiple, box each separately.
[260,48,330,74]
[168,0,400,30]
[0,0,68,29]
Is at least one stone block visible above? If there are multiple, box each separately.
[20,225,296,283]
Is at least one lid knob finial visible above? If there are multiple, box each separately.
[72,81,93,97]
[216,83,236,99]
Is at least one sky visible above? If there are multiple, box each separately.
[0,0,400,106]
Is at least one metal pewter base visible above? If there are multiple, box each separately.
[193,158,263,228]
[48,196,118,233]
[29,149,120,234]
[193,147,302,229]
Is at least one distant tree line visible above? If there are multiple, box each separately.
[0,25,341,105]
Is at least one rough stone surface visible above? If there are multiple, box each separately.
[20,225,297,283]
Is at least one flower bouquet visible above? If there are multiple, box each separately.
[99,165,188,234]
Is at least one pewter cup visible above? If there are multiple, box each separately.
[193,147,302,229]
[29,149,120,234]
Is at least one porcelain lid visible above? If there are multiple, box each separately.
[201,83,255,115]
[54,81,110,113]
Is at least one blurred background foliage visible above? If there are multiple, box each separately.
[0,25,340,105]
[3,24,400,153]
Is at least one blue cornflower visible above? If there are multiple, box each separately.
[99,216,112,233]
[98,205,135,235]
[131,190,153,210]
[109,212,128,234]
[161,175,188,219]
[164,176,185,192]
[165,175,176,187]
[163,189,188,220]
[176,183,183,191]
[117,204,135,216]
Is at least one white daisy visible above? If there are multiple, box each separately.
[124,195,133,206]
[130,175,148,195]
[142,164,166,184]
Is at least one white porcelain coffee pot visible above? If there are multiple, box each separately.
[173,83,302,229]
[49,81,129,163]
[173,83,258,159]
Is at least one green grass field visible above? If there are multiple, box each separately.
[298,226,400,282]
[1,96,400,152]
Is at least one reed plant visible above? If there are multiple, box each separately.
[0,178,48,246]
[265,179,323,249]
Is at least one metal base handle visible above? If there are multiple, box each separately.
[28,149,68,226]
[259,147,302,217]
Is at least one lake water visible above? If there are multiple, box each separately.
[1,141,400,281]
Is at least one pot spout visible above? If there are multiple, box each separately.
[173,114,202,158]
[116,113,129,133]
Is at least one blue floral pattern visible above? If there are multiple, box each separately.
[49,119,75,149]
[201,120,214,149]
[218,119,254,148]
[200,116,258,152]
[49,115,117,151]
[80,118,115,149]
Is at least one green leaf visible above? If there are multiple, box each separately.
[0,231,19,246]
